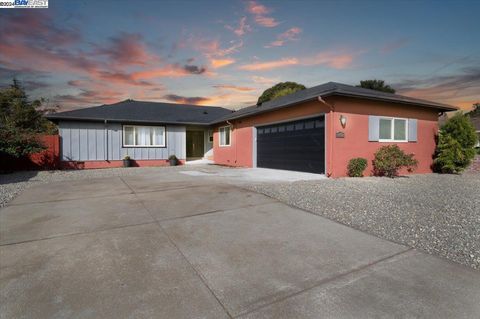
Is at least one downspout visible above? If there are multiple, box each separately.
[318,96,334,177]
[104,119,108,161]
[226,120,237,165]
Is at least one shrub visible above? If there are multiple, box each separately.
[434,131,470,173]
[347,158,368,177]
[373,145,418,177]
[0,127,45,158]
[442,113,477,150]
[434,113,477,173]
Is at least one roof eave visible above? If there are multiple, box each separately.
[209,97,322,124]
[212,91,457,124]
[324,92,457,112]
[46,116,212,126]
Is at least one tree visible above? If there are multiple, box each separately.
[467,102,480,116]
[357,80,396,94]
[257,82,306,105]
[0,79,57,157]
[434,112,477,173]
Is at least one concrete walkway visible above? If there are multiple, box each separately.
[0,168,479,318]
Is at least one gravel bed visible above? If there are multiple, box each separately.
[0,166,183,208]
[247,172,480,269]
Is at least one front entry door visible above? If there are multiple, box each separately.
[186,130,205,158]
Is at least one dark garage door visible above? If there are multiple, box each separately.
[256,116,325,174]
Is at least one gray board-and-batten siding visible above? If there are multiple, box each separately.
[59,121,186,161]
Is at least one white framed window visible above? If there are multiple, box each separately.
[219,126,231,147]
[123,125,166,147]
[379,117,408,142]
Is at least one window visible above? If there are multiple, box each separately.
[123,125,165,147]
[219,126,231,146]
[379,117,408,142]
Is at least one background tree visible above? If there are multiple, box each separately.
[0,79,58,158]
[357,79,396,93]
[467,102,479,116]
[434,112,477,173]
[257,82,306,105]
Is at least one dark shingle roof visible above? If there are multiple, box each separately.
[46,100,233,125]
[47,82,458,126]
[212,82,457,123]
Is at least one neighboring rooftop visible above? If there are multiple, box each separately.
[470,116,480,131]
[213,82,457,123]
[46,100,233,125]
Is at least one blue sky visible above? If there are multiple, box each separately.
[1,0,479,110]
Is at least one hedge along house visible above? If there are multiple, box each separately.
[48,82,456,176]
[211,82,456,177]
[46,101,232,168]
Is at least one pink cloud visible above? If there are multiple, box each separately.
[247,1,269,15]
[1,11,81,47]
[239,51,355,71]
[251,75,280,85]
[304,52,354,69]
[394,69,480,110]
[67,80,84,87]
[193,38,243,58]
[95,32,159,66]
[204,92,258,108]
[266,27,302,47]
[226,17,252,36]
[246,1,279,27]
[191,37,242,68]
[55,88,125,107]
[162,94,212,105]
[254,16,279,28]
[0,42,100,74]
[210,58,236,68]
[132,63,208,80]
[213,84,255,92]
[239,58,299,71]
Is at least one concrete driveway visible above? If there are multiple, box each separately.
[1,168,479,318]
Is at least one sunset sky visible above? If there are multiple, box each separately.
[1,0,479,111]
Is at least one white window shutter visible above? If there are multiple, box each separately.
[408,119,417,142]
[368,116,379,141]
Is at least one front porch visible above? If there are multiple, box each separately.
[186,127,213,162]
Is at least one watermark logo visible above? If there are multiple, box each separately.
[0,0,48,8]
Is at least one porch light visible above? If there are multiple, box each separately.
[340,115,347,128]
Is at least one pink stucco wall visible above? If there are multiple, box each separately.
[213,100,330,167]
[213,96,440,178]
[330,97,439,177]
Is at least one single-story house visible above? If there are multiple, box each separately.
[47,82,457,177]
[46,101,232,169]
